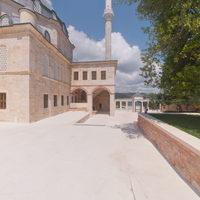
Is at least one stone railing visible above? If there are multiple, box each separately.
[138,114,200,195]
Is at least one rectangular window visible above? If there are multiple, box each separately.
[83,71,88,80]
[67,96,69,105]
[92,71,97,80]
[54,95,57,107]
[116,101,120,109]
[122,101,126,109]
[44,94,48,108]
[61,95,64,106]
[74,72,79,80]
[0,93,6,109]
[101,71,106,80]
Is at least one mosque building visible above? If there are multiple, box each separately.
[0,0,117,122]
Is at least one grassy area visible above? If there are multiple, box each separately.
[149,114,200,139]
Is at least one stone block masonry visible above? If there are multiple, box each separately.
[138,114,200,196]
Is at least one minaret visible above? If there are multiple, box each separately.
[104,0,114,60]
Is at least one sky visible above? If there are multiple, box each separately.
[43,0,154,93]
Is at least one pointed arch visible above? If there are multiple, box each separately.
[71,88,88,103]
[92,87,110,113]
[44,30,51,42]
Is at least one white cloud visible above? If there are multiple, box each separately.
[68,25,155,93]
[116,71,155,93]
[68,26,104,61]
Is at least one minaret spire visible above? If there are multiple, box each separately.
[104,0,113,60]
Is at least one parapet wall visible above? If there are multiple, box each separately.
[138,114,200,195]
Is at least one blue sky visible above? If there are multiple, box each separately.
[51,0,148,50]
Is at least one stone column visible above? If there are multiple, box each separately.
[87,94,93,115]
[141,101,144,113]
[133,100,135,112]
[110,94,115,116]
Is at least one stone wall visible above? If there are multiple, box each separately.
[71,61,116,87]
[0,31,30,122]
[161,104,196,112]
[71,61,117,116]
[0,24,72,123]
[70,103,87,110]
[0,75,29,122]
[29,28,71,122]
[138,114,200,195]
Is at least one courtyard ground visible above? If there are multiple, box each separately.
[0,111,199,200]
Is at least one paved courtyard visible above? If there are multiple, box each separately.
[0,111,199,200]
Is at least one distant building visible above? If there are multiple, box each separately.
[115,95,150,112]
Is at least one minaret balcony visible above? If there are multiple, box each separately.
[104,12,114,21]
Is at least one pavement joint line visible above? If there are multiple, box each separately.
[74,124,106,127]
[129,175,137,200]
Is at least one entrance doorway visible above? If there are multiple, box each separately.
[135,101,142,112]
[93,88,110,114]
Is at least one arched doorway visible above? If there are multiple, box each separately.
[71,89,87,103]
[93,88,110,114]
[135,101,142,112]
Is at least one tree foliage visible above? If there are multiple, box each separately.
[147,93,161,110]
[119,0,200,103]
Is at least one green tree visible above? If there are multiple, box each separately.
[148,93,160,110]
[119,0,200,104]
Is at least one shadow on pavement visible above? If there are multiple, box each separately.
[112,122,142,139]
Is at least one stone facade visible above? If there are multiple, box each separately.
[0,0,117,122]
[138,114,200,195]
[71,61,116,116]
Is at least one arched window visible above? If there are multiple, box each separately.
[72,89,87,103]
[0,14,11,26]
[34,0,42,13]
[44,30,51,42]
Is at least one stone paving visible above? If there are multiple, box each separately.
[0,111,199,200]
